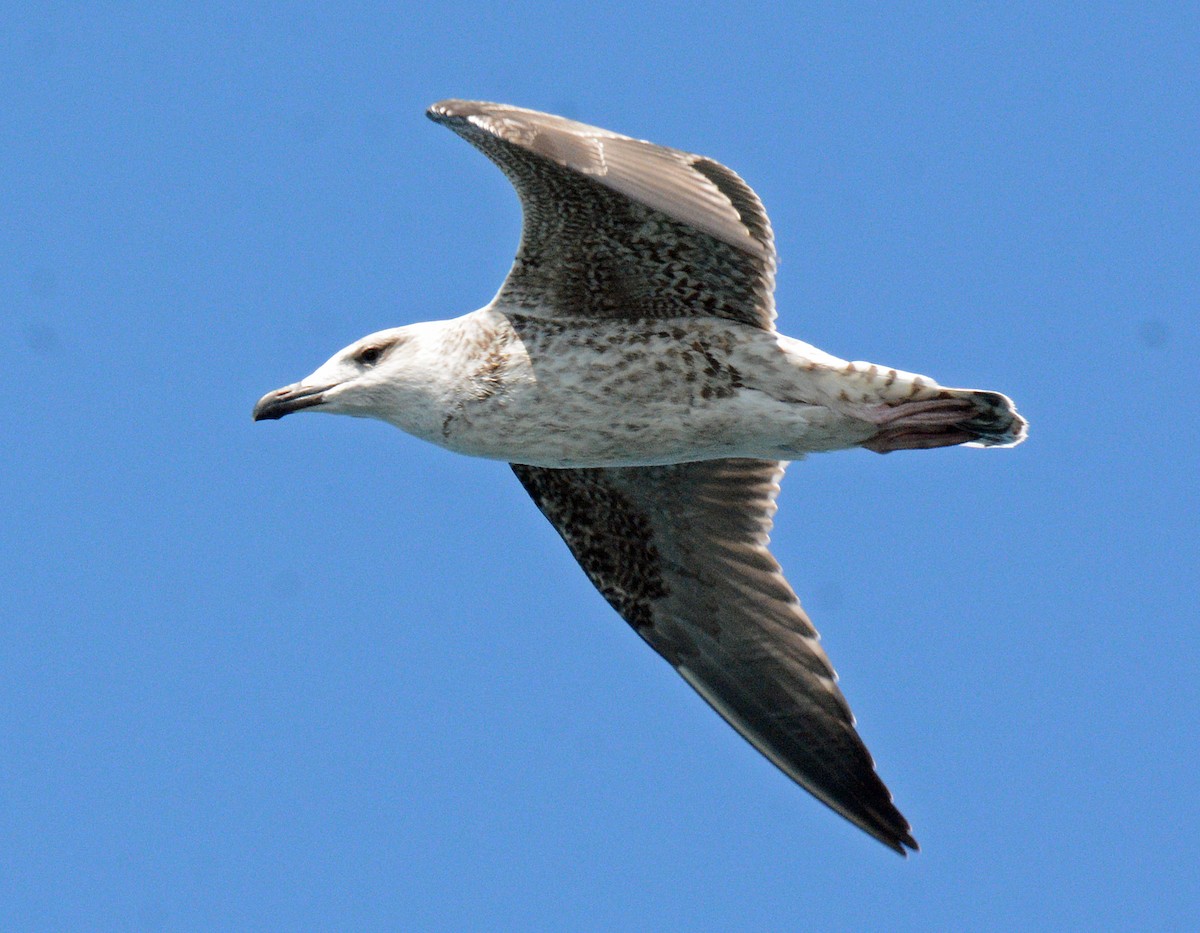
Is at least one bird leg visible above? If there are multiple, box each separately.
[861,396,989,453]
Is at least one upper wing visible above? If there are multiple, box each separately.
[428,99,777,330]
[511,458,917,854]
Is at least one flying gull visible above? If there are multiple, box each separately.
[254,100,1027,854]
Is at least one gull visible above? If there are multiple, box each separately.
[254,100,1027,854]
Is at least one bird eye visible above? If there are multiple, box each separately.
[357,345,382,365]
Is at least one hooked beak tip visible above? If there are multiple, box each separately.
[252,384,328,421]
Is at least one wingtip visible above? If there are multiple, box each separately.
[849,800,918,856]
[425,99,459,123]
[864,822,918,856]
[427,99,491,124]
[872,829,919,857]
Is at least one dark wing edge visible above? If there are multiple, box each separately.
[511,458,918,855]
[427,99,778,330]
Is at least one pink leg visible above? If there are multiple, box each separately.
[861,395,1007,454]
[864,425,976,453]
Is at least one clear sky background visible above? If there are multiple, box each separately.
[3,3,1197,930]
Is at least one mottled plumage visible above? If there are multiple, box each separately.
[254,100,1027,854]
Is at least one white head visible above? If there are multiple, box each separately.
[252,323,451,437]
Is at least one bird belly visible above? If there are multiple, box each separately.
[428,317,884,467]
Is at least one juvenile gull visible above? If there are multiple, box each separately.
[254,100,1027,854]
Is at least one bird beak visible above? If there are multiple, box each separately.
[252,383,331,421]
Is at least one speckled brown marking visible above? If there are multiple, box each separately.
[511,464,668,632]
[429,105,777,332]
[471,337,508,401]
[694,341,720,375]
[439,317,516,439]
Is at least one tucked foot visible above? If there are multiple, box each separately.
[862,390,1027,454]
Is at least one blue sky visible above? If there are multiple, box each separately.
[3,3,1197,929]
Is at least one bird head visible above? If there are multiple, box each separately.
[252,326,422,423]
